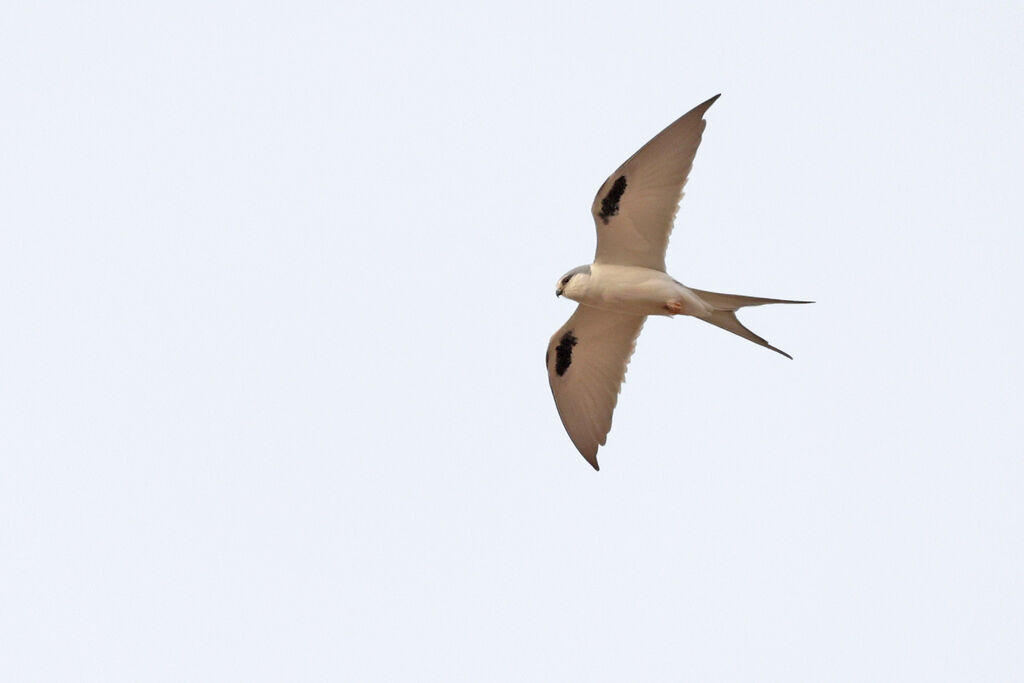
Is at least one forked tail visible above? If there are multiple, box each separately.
[690,288,812,359]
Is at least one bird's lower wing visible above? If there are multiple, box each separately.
[546,305,646,470]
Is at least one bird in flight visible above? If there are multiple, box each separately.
[546,94,810,470]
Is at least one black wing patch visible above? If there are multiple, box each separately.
[598,175,627,225]
[554,331,578,376]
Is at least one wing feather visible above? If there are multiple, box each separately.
[546,305,646,470]
[590,94,720,271]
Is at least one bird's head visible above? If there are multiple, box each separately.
[555,265,591,299]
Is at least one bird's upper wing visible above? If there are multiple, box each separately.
[590,94,719,271]
[546,304,646,470]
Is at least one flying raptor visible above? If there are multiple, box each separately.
[546,94,810,470]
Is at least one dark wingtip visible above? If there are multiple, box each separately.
[693,94,721,118]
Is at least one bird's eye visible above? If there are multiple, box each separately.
[561,277,570,285]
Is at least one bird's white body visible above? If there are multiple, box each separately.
[560,264,711,318]
[545,94,809,469]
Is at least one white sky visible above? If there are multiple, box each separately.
[2,1,1022,681]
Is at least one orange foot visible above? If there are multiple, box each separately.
[663,301,684,315]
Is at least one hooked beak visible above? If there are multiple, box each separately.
[556,289,563,297]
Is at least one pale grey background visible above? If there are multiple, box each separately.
[1,1,1021,681]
